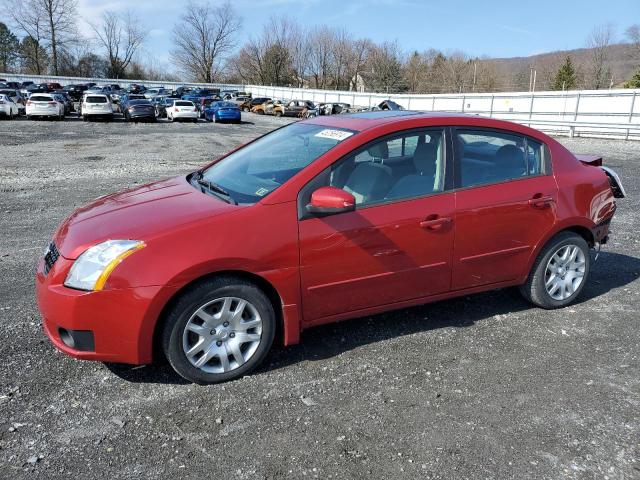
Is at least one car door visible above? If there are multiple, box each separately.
[451,127,558,290]
[298,128,455,323]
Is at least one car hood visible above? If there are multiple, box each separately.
[54,176,240,259]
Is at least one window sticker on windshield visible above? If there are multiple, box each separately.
[314,129,353,141]
[255,187,270,197]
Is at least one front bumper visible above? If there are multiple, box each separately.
[36,255,175,364]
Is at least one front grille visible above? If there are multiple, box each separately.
[43,242,60,275]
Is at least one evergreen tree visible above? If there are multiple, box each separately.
[552,56,577,90]
[0,22,19,72]
[624,68,640,88]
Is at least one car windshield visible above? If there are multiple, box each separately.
[30,95,52,102]
[129,100,151,105]
[199,123,356,205]
[176,101,193,106]
[216,102,236,108]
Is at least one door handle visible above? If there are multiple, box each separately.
[528,195,554,209]
[420,217,451,230]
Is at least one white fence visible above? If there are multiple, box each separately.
[246,85,640,140]
[2,71,640,139]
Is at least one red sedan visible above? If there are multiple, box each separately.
[36,111,625,384]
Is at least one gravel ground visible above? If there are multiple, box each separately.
[0,114,638,479]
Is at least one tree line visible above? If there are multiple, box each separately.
[1,0,639,93]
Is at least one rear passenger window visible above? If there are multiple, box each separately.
[456,130,545,188]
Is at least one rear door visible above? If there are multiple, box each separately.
[298,128,455,323]
[451,128,558,290]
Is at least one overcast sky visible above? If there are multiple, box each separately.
[76,0,640,66]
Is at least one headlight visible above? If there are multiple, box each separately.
[64,240,145,291]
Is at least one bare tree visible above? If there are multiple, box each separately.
[307,26,334,89]
[5,0,77,75]
[586,24,615,89]
[170,1,240,83]
[91,11,146,79]
[368,40,403,93]
[5,0,48,74]
[626,24,640,59]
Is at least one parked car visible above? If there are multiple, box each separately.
[318,102,351,115]
[144,87,168,99]
[173,86,194,97]
[53,92,74,115]
[154,96,176,118]
[0,94,19,119]
[250,99,274,115]
[182,88,219,104]
[128,83,147,94]
[203,101,241,123]
[81,93,114,121]
[0,89,26,114]
[26,84,48,96]
[34,112,626,384]
[20,81,34,90]
[62,84,89,102]
[26,93,65,119]
[167,100,199,122]
[240,97,270,112]
[196,97,220,117]
[120,94,147,110]
[274,99,316,117]
[123,99,156,122]
[3,81,20,90]
[378,99,404,111]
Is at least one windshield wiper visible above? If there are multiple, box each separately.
[196,177,238,205]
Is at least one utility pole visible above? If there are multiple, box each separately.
[609,75,614,89]
[529,67,533,92]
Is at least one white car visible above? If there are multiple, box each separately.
[0,89,25,114]
[26,93,65,120]
[167,100,199,122]
[81,94,114,121]
[0,94,20,119]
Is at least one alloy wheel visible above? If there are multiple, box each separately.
[182,297,263,374]
[544,244,586,301]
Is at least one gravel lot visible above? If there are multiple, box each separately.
[0,114,638,479]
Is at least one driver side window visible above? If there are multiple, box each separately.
[328,129,445,206]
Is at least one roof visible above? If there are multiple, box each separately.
[304,110,490,132]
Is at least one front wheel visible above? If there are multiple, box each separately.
[162,277,276,384]
[519,232,590,309]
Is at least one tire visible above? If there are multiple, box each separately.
[519,231,590,309]
[162,277,276,384]
[275,111,282,117]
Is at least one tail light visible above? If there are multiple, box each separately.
[27,101,33,106]
[175,107,179,112]
[48,101,57,105]
[194,108,197,112]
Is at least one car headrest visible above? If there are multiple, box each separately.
[367,142,388,160]
[413,143,437,176]
[495,145,524,172]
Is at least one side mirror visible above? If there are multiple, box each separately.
[306,186,356,215]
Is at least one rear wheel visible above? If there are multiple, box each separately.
[162,277,276,384]
[519,232,590,309]
[275,111,282,117]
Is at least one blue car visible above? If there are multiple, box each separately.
[204,101,241,123]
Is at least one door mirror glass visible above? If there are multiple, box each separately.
[307,186,355,215]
